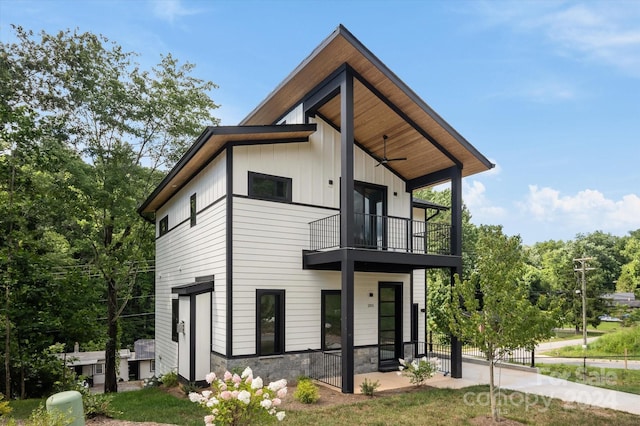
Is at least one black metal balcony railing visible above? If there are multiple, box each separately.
[309,213,451,255]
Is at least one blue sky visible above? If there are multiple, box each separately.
[2,0,639,245]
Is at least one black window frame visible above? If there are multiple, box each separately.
[256,289,285,356]
[248,172,292,203]
[159,215,169,237]
[321,290,341,351]
[190,193,197,227]
[171,299,179,342]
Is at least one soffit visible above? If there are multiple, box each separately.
[241,25,493,182]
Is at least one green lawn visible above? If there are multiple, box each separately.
[7,388,209,426]
[546,326,640,358]
[7,385,640,426]
[538,363,640,395]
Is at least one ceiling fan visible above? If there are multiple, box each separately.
[375,135,407,167]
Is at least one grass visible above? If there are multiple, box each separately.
[538,363,640,395]
[285,385,639,426]
[6,385,640,425]
[7,388,209,426]
[546,326,640,358]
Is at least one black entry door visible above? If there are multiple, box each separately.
[378,282,402,371]
[354,182,386,249]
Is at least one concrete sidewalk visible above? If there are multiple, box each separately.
[354,361,640,416]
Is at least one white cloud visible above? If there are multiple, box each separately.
[474,1,640,77]
[463,180,507,222]
[519,185,640,234]
[149,0,199,23]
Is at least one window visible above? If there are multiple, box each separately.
[256,290,285,356]
[248,172,292,203]
[190,194,197,227]
[322,290,341,350]
[150,360,156,373]
[95,363,104,375]
[171,299,179,342]
[159,215,169,237]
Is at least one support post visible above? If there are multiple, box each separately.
[339,69,355,394]
[450,166,463,379]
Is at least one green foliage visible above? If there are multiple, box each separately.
[158,370,178,387]
[589,326,640,354]
[181,382,199,395]
[449,225,561,421]
[0,393,12,416]
[359,378,380,396]
[398,357,438,387]
[1,24,219,395]
[293,379,319,404]
[21,404,69,426]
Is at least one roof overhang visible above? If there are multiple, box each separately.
[138,124,316,215]
[241,24,493,184]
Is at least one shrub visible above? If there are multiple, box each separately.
[11,404,70,426]
[397,357,438,387]
[359,378,380,396]
[159,371,179,387]
[293,379,319,404]
[189,367,287,425]
[181,382,199,395]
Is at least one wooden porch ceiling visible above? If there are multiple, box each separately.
[241,25,493,183]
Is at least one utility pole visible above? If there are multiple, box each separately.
[574,256,595,349]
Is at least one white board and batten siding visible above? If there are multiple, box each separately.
[411,207,427,343]
[230,118,413,355]
[155,153,227,376]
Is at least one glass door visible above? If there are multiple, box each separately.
[378,282,402,371]
[354,182,386,249]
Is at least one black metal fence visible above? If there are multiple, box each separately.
[412,340,452,375]
[308,349,342,389]
[309,213,451,255]
[461,343,534,367]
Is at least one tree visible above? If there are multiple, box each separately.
[617,234,640,294]
[449,225,559,422]
[2,26,219,393]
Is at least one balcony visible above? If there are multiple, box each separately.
[304,214,455,272]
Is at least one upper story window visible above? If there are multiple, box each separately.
[248,172,292,203]
[159,215,169,237]
[190,193,197,227]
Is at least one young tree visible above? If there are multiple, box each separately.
[2,26,219,393]
[449,225,559,422]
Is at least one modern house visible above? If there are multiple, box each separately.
[138,25,493,393]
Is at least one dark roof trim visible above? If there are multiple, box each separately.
[412,198,449,211]
[137,124,317,215]
[172,279,213,296]
[240,24,493,171]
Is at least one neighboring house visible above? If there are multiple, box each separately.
[138,25,493,393]
[129,339,156,380]
[60,343,130,386]
[603,293,640,309]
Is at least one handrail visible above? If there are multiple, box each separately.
[309,213,451,255]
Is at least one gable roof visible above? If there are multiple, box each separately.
[241,24,493,183]
[139,25,492,216]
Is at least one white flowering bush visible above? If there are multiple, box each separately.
[189,367,287,426]
[397,356,439,386]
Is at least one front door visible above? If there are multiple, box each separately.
[378,282,402,371]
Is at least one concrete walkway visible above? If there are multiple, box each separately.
[354,360,640,416]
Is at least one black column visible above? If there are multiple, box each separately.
[450,165,463,378]
[339,70,355,394]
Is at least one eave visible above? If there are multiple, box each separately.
[138,124,316,215]
[241,24,493,184]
